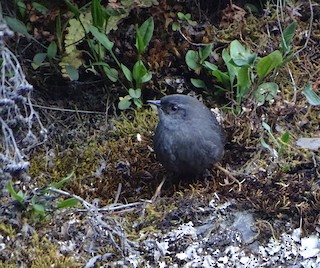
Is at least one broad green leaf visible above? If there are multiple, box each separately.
[302,83,320,106]
[47,41,57,59]
[121,64,132,82]
[31,197,45,216]
[129,88,141,99]
[33,53,47,66]
[185,13,191,20]
[89,25,114,51]
[4,16,31,38]
[118,96,132,110]
[230,40,256,67]
[281,131,290,143]
[212,70,230,88]
[132,60,148,82]
[57,198,79,208]
[104,67,118,82]
[222,49,237,87]
[237,66,250,88]
[257,50,283,80]
[280,21,297,54]
[16,1,27,17]
[136,17,154,54]
[140,72,152,83]
[32,2,48,14]
[172,22,180,31]
[237,66,251,101]
[65,65,79,81]
[177,12,185,20]
[91,62,118,82]
[230,40,246,58]
[133,98,143,108]
[199,44,213,62]
[7,181,25,203]
[203,61,218,71]
[254,82,279,106]
[185,50,201,71]
[191,78,206,89]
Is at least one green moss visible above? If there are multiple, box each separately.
[0,223,16,238]
[111,108,158,137]
[0,233,82,267]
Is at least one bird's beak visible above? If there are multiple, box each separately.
[147,100,161,107]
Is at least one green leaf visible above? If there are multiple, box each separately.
[133,60,148,82]
[140,72,152,83]
[133,98,143,108]
[191,78,206,89]
[212,70,230,88]
[121,64,132,82]
[136,28,144,55]
[199,44,213,62]
[172,22,180,31]
[118,95,132,110]
[16,1,27,17]
[257,50,283,80]
[4,16,31,38]
[237,66,251,101]
[31,197,45,216]
[50,172,74,189]
[281,131,290,143]
[185,50,201,71]
[203,61,218,71]
[91,0,107,29]
[7,181,25,203]
[104,67,118,82]
[33,53,47,66]
[89,25,114,51]
[254,82,279,106]
[302,83,320,106]
[129,88,141,99]
[177,12,185,20]
[222,49,237,87]
[230,40,256,66]
[57,198,79,209]
[136,17,154,54]
[280,21,297,54]
[65,65,79,81]
[47,41,57,59]
[32,2,48,14]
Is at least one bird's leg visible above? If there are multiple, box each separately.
[214,163,245,192]
[151,177,166,202]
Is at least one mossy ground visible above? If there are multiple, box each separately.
[1,0,320,266]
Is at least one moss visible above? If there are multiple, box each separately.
[0,223,16,238]
[0,233,82,267]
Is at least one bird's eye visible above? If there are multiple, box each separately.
[171,105,178,112]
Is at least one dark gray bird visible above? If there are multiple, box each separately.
[148,94,225,178]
